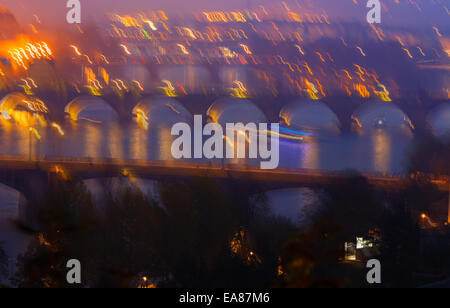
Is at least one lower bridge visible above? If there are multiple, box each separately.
[0,155,448,229]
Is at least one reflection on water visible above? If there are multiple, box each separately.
[155,126,177,161]
[372,131,392,174]
[299,142,320,170]
[0,120,41,158]
[279,130,412,174]
[130,122,148,160]
[0,117,414,174]
[85,124,102,158]
[107,124,124,159]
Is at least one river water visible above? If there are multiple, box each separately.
[0,120,413,174]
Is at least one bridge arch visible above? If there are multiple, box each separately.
[351,100,414,133]
[0,182,23,218]
[279,99,341,136]
[207,97,267,125]
[132,96,192,127]
[65,96,118,123]
[427,103,450,139]
[0,92,49,121]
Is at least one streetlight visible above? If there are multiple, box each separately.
[51,122,65,136]
[51,122,65,157]
[28,127,41,161]
[421,213,434,228]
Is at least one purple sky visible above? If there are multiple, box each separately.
[0,0,247,24]
[0,0,447,28]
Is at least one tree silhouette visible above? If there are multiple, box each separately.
[13,178,96,288]
[377,196,421,288]
[13,176,297,288]
[0,242,7,282]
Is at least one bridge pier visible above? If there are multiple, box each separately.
[19,171,51,231]
[0,168,51,231]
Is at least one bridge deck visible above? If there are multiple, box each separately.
[0,155,448,191]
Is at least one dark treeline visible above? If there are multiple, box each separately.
[8,175,449,288]
[10,177,294,288]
